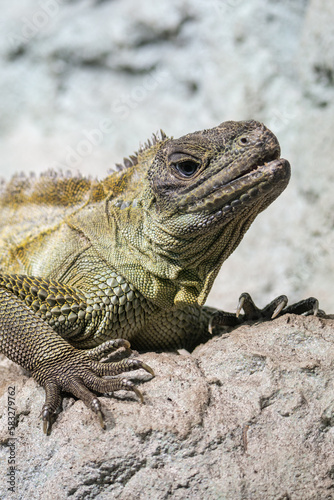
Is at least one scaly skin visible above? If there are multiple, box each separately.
[0,120,318,433]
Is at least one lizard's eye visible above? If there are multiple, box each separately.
[238,136,249,146]
[173,160,200,178]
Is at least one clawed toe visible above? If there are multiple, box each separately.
[42,407,53,435]
[37,343,154,434]
[86,339,131,361]
[208,293,325,335]
[236,293,322,320]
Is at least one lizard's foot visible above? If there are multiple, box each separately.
[236,292,323,320]
[37,339,154,435]
[209,293,325,334]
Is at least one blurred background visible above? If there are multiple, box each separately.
[0,0,333,312]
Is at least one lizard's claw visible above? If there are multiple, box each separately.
[36,339,154,434]
[271,296,288,319]
[137,362,155,377]
[313,299,319,316]
[234,293,323,320]
[208,314,216,335]
[236,292,289,320]
[236,295,245,318]
[42,409,53,435]
[209,293,325,335]
[129,383,144,404]
[97,409,105,430]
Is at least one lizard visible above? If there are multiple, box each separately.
[0,119,320,434]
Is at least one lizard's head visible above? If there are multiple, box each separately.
[148,120,290,231]
[106,120,290,306]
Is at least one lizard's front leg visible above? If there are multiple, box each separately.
[0,275,153,434]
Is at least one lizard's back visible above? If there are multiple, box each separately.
[0,172,95,275]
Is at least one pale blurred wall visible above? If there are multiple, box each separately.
[0,0,333,311]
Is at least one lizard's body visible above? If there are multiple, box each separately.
[0,168,212,351]
[0,120,313,433]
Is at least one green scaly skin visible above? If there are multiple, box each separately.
[0,120,319,434]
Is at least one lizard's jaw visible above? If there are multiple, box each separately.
[182,156,290,227]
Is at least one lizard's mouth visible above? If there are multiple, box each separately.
[217,156,290,211]
[225,146,281,179]
[183,155,291,222]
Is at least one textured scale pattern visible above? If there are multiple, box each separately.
[0,120,319,434]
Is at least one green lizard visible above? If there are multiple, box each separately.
[0,120,319,433]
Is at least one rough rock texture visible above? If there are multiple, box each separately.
[0,0,333,312]
[1,314,334,499]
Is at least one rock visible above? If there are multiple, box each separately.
[1,314,334,498]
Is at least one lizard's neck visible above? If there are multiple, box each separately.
[68,198,258,308]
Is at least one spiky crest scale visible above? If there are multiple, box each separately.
[115,129,168,173]
[0,130,168,209]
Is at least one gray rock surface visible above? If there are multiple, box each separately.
[1,314,334,499]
